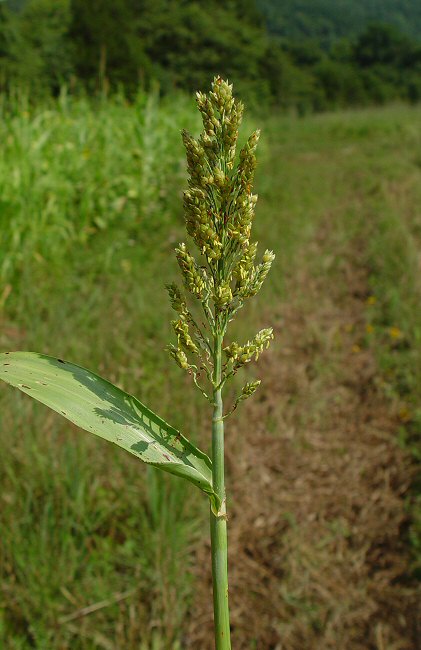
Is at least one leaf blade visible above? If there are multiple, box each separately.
[0,352,216,502]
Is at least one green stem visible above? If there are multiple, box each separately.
[210,332,231,650]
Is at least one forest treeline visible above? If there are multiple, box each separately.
[258,0,421,46]
[2,0,421,111]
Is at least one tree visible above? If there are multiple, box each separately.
[0,4,19,89]
[17,0,73,94]
[69,0,146,91]
[353,23,413,68]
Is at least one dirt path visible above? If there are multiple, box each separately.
[186,225,420,649]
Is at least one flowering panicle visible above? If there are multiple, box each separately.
[168,77,275,415]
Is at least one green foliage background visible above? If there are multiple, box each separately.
[258,0,421,44]
[2,0,421,110]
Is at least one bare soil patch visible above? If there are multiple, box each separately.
[186,227,420,649]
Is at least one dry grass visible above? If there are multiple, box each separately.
[187,223,420,649]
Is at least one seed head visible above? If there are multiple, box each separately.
[169,78,275,400]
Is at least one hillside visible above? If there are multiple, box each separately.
[3,0,421,109]
[258,0,421,44]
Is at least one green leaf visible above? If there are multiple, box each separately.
[0,352,218,507]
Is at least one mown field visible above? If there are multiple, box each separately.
[0,93,420,649]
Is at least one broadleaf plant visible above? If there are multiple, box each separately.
[0,78,274,650]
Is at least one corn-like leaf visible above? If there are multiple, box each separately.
[0,352,218,507]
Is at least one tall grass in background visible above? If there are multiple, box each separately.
[1,89,188,304]
[0,89,206,649]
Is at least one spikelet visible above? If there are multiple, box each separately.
[167,345,190,370]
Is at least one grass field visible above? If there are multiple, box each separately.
[0,93,420,649]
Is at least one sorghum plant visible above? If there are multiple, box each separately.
[0,78,274,650]
[167,77,274,647]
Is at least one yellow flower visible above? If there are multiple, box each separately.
[398,406,411,423]
[389,326,403,340]
[120,259,131,274]
[365,324,374,334]
[366,296,377,306]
